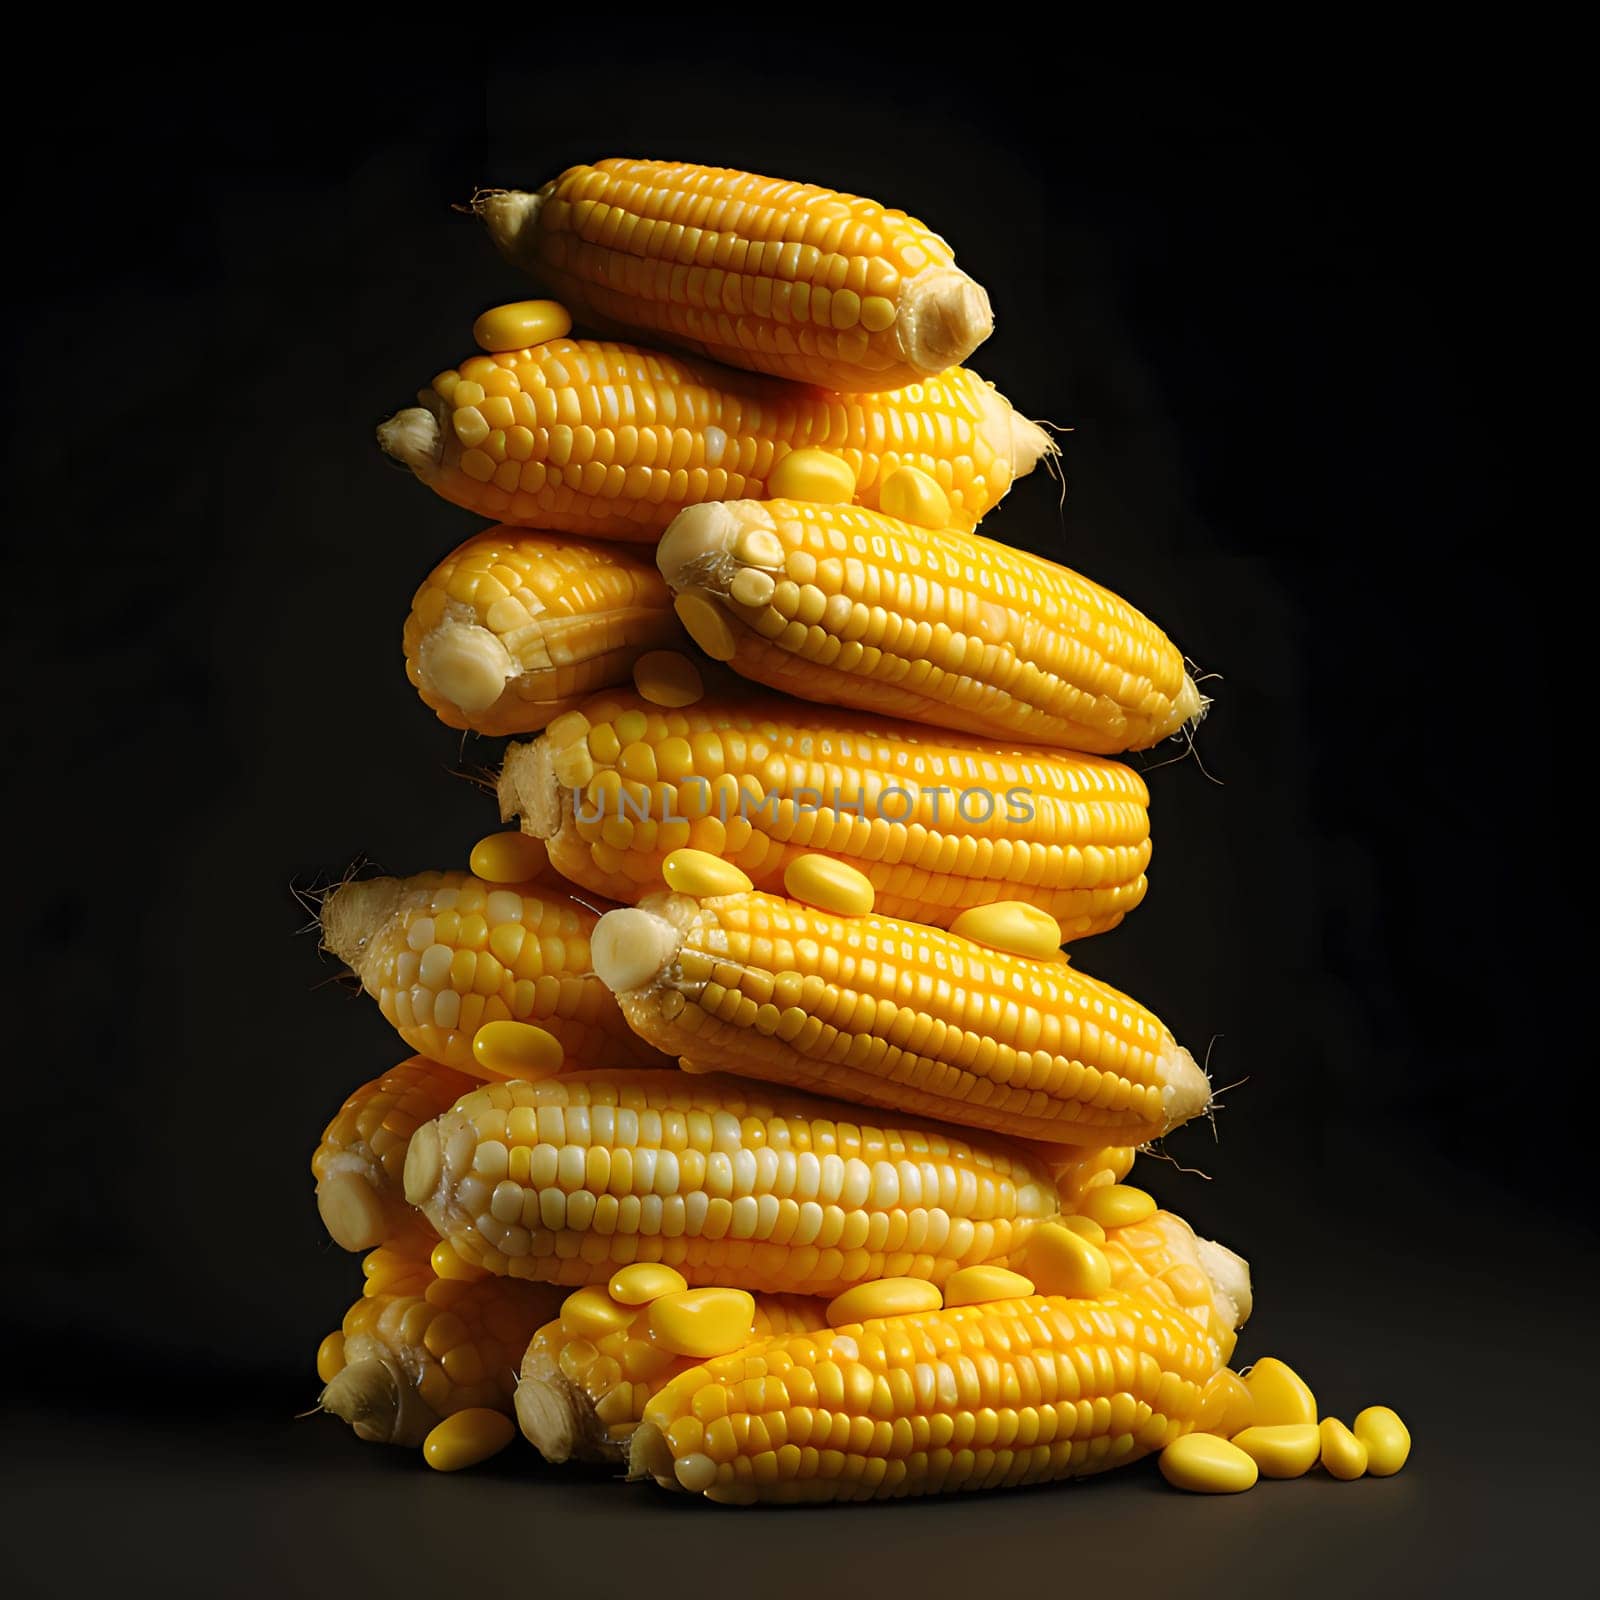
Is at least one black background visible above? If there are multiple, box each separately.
[3,38,1588,1598]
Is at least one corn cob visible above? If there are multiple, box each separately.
[313,1056,477,1251]
[405,527,684,736]
[479,160,993,393]
[589,878,1209,1145]
[402,1070,1062,1295]
[497,689,1152,935]
[656,498,1202,754]
[319,871,666,1075]
[376,338,1048,541]
[318,1243,561,1447]
[516,1201,1247,1465]
[517,1283,827,1463]
[629,1286,1223,1504]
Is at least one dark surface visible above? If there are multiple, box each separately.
[2,39,1585,1599]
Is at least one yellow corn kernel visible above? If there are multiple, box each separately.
[423,1407,517,1471]
[316,1332,346,1383]
[1057,1215,1106,1243]
[404,527,684,737]
[472,1020,564,1081]
[558,1286,634,1341]
[1081,1185,1158,1229]
[661,849,753,899]
[656,500,1195,755]
[633,650,704,708]
[1194,1369,1254,1438]
[380,340,1040,540]
[470,831,551,885]
[767,448,857,505]
[648,1289,756,1358]
[1025,1222,1112,1299]
[473,300,573,353]
[781,853,875,917]
[939,1266,1035,1308]
[500,689,1155,938]
[1244,1357,1318,1428]
[1353,1406,1411,1476]
[483,160,994,391]
[430,1240,488,1282]
[878,464,951,529]
[674,592,737,661]
[610,1264,690,1306]
[1319,1417,1368,1480]
[947,901,1063,961]
[826,1278,943,1327]
[312,1056,478,1252]
[1159,1433,1258,1494]
[1230,1423,1321,1479]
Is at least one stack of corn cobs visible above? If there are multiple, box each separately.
[309,158,1411,1501]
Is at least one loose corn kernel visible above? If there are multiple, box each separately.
[674,592,738,661]
[610,1264,689,1306]
[472,1020,564,1080]
[633,650,704,708]
[767,448,857,505]
[1159,1433,1258,1494]
[316,1332,346,1383]
[1353,1406,1411,1476]
[661,849,753,899]
[781,853,875,917]
[826,1278,943,1327]
[470,831,551,885]
[473,300,573,353]
[937,1266,1035,1308]
[1026,1222,1112,1299]
[1243,1357,1318,1428]
[1195,1369,1254,1437]
[423,1407,517,1471]
[947,901,1063,961]
[1057,1215,1106,1243]
[1231,1423,1321,1479]
[1081,1185,1158,1229]
[878,464,951,529]
[1319,1417,1368,1480]
[648,1289,756,1358]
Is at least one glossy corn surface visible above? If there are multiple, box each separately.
[482,159,992,391]
[499,690,1152,934]
[402,1070,1061,1295]
[630,1288,1220,1503]
[377,339,1044,540]
[657,498,1200,754]
[319,871,664,1075]
[405,527,682,736]
[591,887,1209,1145]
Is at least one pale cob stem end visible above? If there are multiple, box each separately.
[416,618,516,716]
[498,739,562,841]
[1160,1044,1212,1134]
[1176,673,1208,735]
[320,1351,439,1447]
[973,382,1056,481]
[897,267,995,373]
[1196,1238,1253,1331]
[377,407,443,480]
[627,1421,676,1486]
[474,187,546,272]
[320,877,406,975]
[315,1171,386,1252]
[514,1359,607,1464]
[591,907,682,996]
[655,500,742,593]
